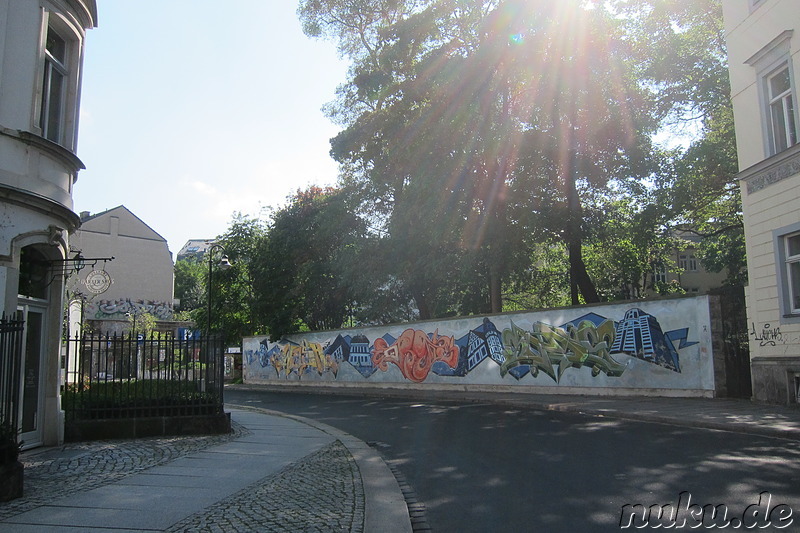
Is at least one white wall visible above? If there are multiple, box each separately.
[244,296,717,397]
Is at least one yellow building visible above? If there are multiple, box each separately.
[724,0,800,404]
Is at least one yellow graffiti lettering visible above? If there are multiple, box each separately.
[266,340,340,379]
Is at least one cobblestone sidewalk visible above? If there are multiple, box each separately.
[1,422,366,532]
[0,423,247,521]
[166,439,365,533]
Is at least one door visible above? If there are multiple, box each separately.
[17,303,46,448]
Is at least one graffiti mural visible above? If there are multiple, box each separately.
[244,305,702,389]
[85,298,173,320]
[372,328,459,382]
[248,339,339,379]
[610,308,691,372]
[499,318,625,382]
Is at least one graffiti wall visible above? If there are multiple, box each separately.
[243,296,717,395]
[83,298,173,321]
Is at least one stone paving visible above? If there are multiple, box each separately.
[0,423,247,522]
[165,439,364,533]
[0,418,368,532]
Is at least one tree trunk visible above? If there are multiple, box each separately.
[489,271,503,314]
[569,242,600,303]
[411,285,432,320]
[565,147,599,305]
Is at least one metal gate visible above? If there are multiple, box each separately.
[711,285,752,398]
[0,315,24,439]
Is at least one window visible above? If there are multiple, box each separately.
[767,65,798,154]
[40,26,68,144]
[679,254,698,272]
[652,265,667,285]
[36,12,84,150]
[746,31,798,157]
[784,232,800,314]
[774,223,800,322]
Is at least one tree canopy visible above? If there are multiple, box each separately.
[300,0,663,313]
[251,187,367,339]
[201,0,742,341]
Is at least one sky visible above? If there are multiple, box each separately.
[75,1,349,256]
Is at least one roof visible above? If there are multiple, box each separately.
[177,239,214,258]
[79,205,168,243]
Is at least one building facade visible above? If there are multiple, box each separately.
[654,232,729,296]
[0,0,97,447]
[69,206,175,333]
[176,239,213,262]
[724,0,800,403]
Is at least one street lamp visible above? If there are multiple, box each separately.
[206,243,232,337]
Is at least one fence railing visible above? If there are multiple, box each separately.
[62,332,225,421]
[0,316,24,435]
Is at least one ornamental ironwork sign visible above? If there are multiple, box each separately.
[83,269,112,294]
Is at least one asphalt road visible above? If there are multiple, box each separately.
[225,389,800,532]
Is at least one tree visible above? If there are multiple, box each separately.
[502,243,571,311]
[302,0,660,314]
[251,187,366,339]
[583,188,680,300]
[173,258,205,317]
[127,311,156,338]
[293,0,740,321]
[197,213,267,345]
[670,106,744,284]
[613,0,744,285]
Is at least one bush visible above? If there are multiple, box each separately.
[63,380,221,420]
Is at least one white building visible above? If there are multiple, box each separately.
[724,0,800,404]
[0,0,97,446]
[176,239,213,262]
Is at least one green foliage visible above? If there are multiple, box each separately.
[174,258,205,313]
[220,0,743,331]
[502,244,571,311]
[197,213,268,345]
[127,311,157,337]
[614,0,745,286]
[671,106,745,284]
[251,187,366,339]
[62,381,218,420]
[612,0,729,126]
[303,0,662,313]
[581,183,678,300]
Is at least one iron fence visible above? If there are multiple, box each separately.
[62,332,225,421]
[0,315,24,435]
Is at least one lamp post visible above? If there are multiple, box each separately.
[125,305,144,380]
[125,305,142,337]
[206,243,232,337]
